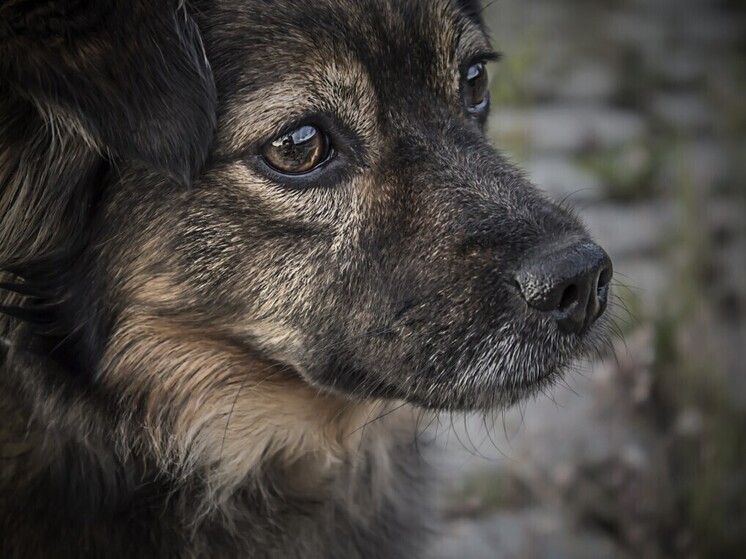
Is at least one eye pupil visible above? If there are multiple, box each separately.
[263,124,329,175]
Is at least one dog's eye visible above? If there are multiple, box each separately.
[463,62,489,113]
[262,125,330,174]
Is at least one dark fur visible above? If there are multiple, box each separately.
[0,0,609,557]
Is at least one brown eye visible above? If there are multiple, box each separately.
[464,62,489,112]
[262,125,330,174]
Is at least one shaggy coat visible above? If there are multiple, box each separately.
[0,0,609,557]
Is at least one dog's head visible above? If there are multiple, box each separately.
[171,0,613,410]
[1,0,611,465]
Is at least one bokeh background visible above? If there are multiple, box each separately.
[432,0,746,557]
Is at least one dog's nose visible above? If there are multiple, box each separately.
[515,241,613,334]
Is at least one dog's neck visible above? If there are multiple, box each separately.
[0,343,420,527]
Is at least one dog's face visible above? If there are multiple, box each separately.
[70,0,610,418]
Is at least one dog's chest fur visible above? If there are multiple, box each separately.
[0,353,430,559]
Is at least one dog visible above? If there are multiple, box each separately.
[0,0,612,557]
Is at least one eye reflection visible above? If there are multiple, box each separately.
[464,62,489,112]
[262,125,329,175]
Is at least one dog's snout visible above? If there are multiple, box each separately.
[515,241,613,335]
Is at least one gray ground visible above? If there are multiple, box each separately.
[430,1,746,557]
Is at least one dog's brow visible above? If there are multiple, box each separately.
[427,0,493,91]
[218,83,311,153]
[213,1,492,157]
[453,13,493,62]
[215,59,380,157]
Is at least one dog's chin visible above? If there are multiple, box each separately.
[364,315,610,412]
[297,350,572,413]
[397,363,565,412]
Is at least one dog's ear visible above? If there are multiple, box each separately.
[0,0,217,184]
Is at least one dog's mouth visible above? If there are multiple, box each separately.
[402,325,608,411]
[409,331,602,411]
[277,297,611,413]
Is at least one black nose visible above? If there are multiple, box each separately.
[515,241,613,335]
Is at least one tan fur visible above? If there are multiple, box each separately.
[100,310,417,512]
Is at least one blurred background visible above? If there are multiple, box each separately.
[432,0,746,557]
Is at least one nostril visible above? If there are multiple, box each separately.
[596,262,613,302]
[557,283,578,312]
[598,266,612,290]
[515,240,612,335]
